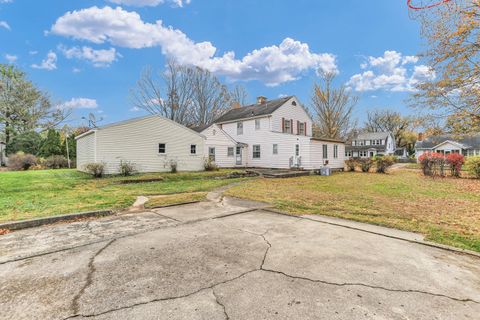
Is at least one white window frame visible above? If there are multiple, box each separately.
[158,143,166,154]
[322,144,328,159]
[273,144,278,155]
[227,147,234,157]
[284,119,291,134]
[298,122,305,135]
[237,122,243,135]
[190,144,197,155]
[333,145,338,159]
[253,145,261,159]
[255,119,261,130]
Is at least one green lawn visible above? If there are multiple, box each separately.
[225,170,480,252]
[0,169,245,222]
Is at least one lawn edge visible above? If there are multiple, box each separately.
[262,208,480,258]
[0,210,114,231]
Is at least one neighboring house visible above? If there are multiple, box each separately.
[415,133,480,161]
[345,132,396,158]
[76,115,206,174]
[0,141,6,166]
[193,96,346,170]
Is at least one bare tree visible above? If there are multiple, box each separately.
[189,67,230,126]
[310,72,357,140]
[229,85,249,106]
[365,110,413,147]
[130,60,193,125]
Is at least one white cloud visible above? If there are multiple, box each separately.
[0,21,10,30]
[31,51,57,70]
[50,6,336,86]
[107,0,191,7]
[59,98,98,109]
[59,45,120,67]
[129,106,141,112]
[5,54,17,63]
[72,67,81,73]
[29,50,38,55]
[347,50,435,92]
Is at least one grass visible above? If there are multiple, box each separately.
[145,192,208,208]
[0,169,245,222]
[225,169,480,252]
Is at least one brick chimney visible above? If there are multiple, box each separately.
[256,96,267,105]
[231,102,241,109]
[418,132,424,141]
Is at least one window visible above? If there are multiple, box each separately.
[360,151,367,157]
[190,144,197,155]
[283,119,292,134]
[209,147,215,162]
[227,147,234,157]
[334,145,338,159]
[158,143,166,154]
[237,122,243,135]
[253,145,261,159]
[255,119,261,130]
[295,144,300,156]
[345,151,352,157]
[322,145,328,159]
[273,144,278,155]
[359,140,365,146]
[298,122,305,135]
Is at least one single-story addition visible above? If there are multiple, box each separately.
[76,115,206,174]
[415,133,480,161]
[345,132,396,158]
[192,96,346,170]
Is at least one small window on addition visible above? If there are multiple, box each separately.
[253,145,261,159]
[273,144,278,155]
[159,143,166,154]
[190,144,197,155]
[227,147,234,157]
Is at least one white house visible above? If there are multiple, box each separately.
[193,96,346,170]
[345,132,396,158]
[415,134,480,161]
[76,115,206,174]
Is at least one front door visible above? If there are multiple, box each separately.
[369,151,374,157]
[236,146,242,165]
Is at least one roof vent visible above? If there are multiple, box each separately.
[256,96,267,105]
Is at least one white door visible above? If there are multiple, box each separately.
[236,146,242,165]
[294,144,300,167]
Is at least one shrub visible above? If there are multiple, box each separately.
[119,160,136,176]
[204,157,218,171]
[358,158,373,173]
[374,155,396,174]
[84,162,105,178]
[465,156,480,179]
[446,153,465,178]
[7,152,38,171]
[345,158,357,172]
[45,155,69,169]
[169,160,178,173]
[418,152,446,177]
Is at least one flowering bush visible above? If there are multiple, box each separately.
[465,156,480,179]
[446,153,465,178]
[418,152,446,177]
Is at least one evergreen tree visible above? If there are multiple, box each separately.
[38,129,62,157]
[5,131,42,155]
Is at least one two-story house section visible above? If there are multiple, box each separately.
[345,132,396,158]
[195,96,346,170]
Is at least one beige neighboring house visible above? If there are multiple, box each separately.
[76,115,206,174]
[192,96,346,170]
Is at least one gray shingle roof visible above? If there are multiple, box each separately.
[415,134,480,149]
[346,145,387,152]
[355,132,390,140]
[213,96,292,124]
[189,124,210,133]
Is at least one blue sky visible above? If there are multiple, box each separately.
[0,0,432,127]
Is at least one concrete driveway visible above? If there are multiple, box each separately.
[1,196,479,320]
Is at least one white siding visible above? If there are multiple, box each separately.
[201,124,238,167]
[76,131,96,172]
[310,140,345,170]
[271,97,313,136]
[76,116,205,174]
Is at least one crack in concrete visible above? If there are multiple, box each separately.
[149,210,181,222]
[70,239,116,315]
[212,288,230,320]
